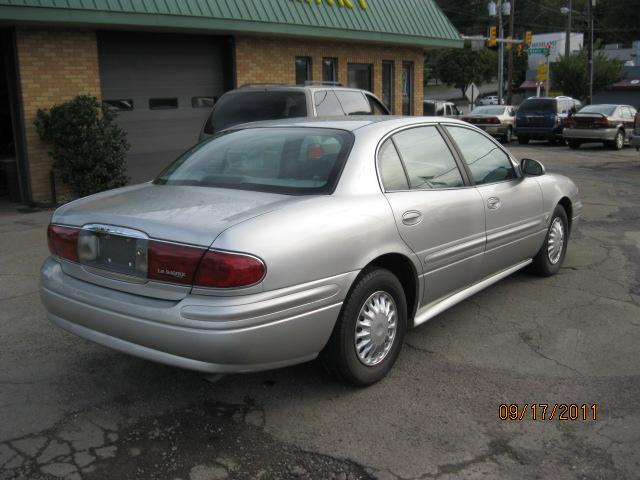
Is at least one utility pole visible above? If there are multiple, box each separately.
[564,0,572,58]
[587,0,594,104]
[506,0,515,104]
[497,0,504,104]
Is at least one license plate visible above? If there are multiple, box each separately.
[78,225,148,277]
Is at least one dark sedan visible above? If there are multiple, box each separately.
[563,104,637,150]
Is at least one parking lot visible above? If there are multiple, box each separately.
[1,141,639,480]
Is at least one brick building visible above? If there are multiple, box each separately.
[0,0,461,204]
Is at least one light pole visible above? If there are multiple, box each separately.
[561,1,572,58]
[588,0,595,105]
[489,1,510,104]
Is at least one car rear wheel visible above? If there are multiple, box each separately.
[518,136,529,145]
[529,205,569,277]
[321,268,407,387]
[568,140,581,150]
[608,130,624,150]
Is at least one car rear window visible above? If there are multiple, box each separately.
[471,106,505,115]
[155,127,354,195]
[578,105,616,116]
[518,99,556,114]
[204,91,307,134]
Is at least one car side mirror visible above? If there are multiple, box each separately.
[521,158,545,176]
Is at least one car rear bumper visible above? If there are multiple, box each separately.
[477,124,509,136]
[514,126,562,139]
[563,128,618,141]
[40,257,352,373]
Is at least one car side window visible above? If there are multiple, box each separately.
[392,126,465,190]
[335,91,372,115]
[445,126,517,185]
[314,90,345,116]
[366,94,389,115]
[378,139,409,191]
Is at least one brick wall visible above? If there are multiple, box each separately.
[235,36,424,116]
[15,28,101,204]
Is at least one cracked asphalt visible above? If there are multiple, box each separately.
[1,142,639,480]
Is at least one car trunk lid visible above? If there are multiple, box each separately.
[51,183,295,298]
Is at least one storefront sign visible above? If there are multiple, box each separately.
[296,0,368,11]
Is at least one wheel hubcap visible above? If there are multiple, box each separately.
[354,291,397,366]
[617,133,623,149]
[547,217,565,264]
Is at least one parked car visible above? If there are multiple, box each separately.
[199,83,390,140]
[41,117,581,386]
[478,95,504,106]
[423,100,462,118]
[630,110,640,151]
[461,105,517,143]
[563,104,637,150]
[515,96,582,145]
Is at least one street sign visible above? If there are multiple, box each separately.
[465,82,480,103]
[536,64,549,82]
[528,47,551,55]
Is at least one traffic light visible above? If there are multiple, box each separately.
[488,26,497,48]
[524,31,532,47]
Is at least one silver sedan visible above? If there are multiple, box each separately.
[40,117,582,386]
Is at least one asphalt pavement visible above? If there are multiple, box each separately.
[1,140,639,480]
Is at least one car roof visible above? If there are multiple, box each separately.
[231,84,372,93]
[223,115,470,133]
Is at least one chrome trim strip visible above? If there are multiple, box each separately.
[413,259,532,328]
[82,223,149,239]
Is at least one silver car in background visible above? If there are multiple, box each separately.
[563,104,637,150]
[461,105,517,143]
[40,117,581,386]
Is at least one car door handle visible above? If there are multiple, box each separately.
[487,197,501,210]
[402,210,423,225]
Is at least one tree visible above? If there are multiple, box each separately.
[428,44,498,97]
[551,48,624,101]
[35,95,129,198]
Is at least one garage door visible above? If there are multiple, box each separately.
[98,32,229,183]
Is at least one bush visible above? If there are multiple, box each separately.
[35,95,129,198]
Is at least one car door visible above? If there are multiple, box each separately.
[443,125,545,277]
[377,124,486,305]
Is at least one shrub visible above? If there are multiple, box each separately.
[35,95,129,198]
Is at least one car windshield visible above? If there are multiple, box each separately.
[204,91,308,134]
[471,106,505,115]
[518,99,556,114]
[155,127,354,195]
[578,105,616,116]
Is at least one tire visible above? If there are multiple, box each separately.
[518,136,529,145]
[502,127,513,143]
[321,268,407,387]
[529,205,569,277]
[609,130,624,150]
[568,140,581,150]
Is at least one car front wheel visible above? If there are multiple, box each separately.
[529,205,569,277]
[322,268,407,387]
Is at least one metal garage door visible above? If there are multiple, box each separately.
[98,32,229,183]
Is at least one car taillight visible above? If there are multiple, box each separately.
[194,250,266,288]
[566,117,576,127]
[147,241,206,285]
[47,224,79,262]
[593,118,610,129]
[488,117,500,124]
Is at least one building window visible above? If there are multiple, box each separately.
[295,57,312,85]
[149,98,178,110]
[323,57,338,83]
[382,61,394,113]
[402,62,414,115]
[347,63,372,91]
[102,99,133,111]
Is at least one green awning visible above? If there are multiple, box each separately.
[0,0,462,48]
